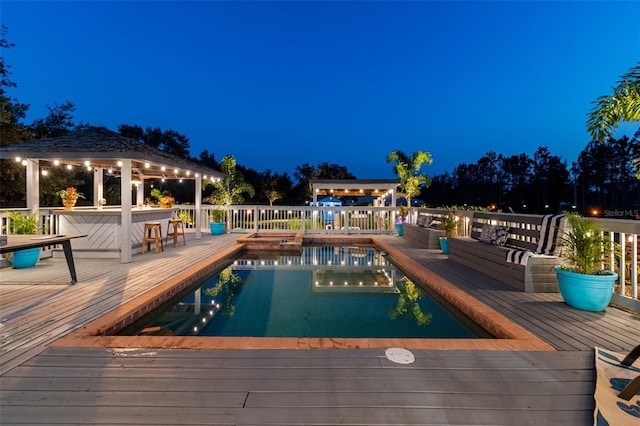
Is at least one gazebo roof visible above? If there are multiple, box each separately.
[0,127,224,180]
[310,179,399,198]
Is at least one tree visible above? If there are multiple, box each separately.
[208,155,255,207]
[587,62,640,179]
[587,62,640,142]
[260,169,292,206]
[0,25,31,147]
[31,101,76,138]
[531,146,570,212]
[117,125,191,159]
[291,162,356,203]
[572,135,640,210]
[500,153,531,210]
[386,150,433,207]
[0,26,32,206]
[197,149,219,170]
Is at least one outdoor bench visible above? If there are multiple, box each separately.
[402,214,445,249]
[448,212,566,292]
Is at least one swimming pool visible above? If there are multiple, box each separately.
[120,246,491,339]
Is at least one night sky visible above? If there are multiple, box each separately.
[3,1,639,179]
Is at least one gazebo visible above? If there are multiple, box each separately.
[309,179,400,206]
[0,127,224,263]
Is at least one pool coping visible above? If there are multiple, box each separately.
[52,237,555,351]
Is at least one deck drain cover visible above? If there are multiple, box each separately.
[385,347,415,364]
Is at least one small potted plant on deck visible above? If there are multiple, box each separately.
[4,211,42,268]
[395,205,409,236]
[209,208,226,235]
[554,211,618,312]
[438,211,457,254]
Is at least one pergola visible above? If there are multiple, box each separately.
[0,127,224,262]
[309,179,401,206]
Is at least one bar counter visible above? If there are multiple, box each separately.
[54,207,176,258]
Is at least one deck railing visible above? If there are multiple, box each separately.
[1,206,638,307]
[197,205,398,234]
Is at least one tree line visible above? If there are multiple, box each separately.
[422,135,639,214]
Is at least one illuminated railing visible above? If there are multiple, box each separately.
[197,205,398,234]
[411,209,638,309]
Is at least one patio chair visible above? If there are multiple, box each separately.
[594,344,640,425]
[618,345,640,400]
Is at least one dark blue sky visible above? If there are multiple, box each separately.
[3,1,639,179]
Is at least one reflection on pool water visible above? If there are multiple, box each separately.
[121,246,491,339]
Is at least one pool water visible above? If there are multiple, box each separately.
[123,246,490,339]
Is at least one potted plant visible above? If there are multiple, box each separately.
[5,211,42,268]
[438,211,457,254]
[395,205,409,236]
[158,195,175,208]
[209,208,226,235]
[56,186,85,210]
[554,211,618,312]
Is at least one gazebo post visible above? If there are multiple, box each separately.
[195,175,202,239]
[93,168,104,208]
[26,159,40,217]
[135,180,144,207]
[120,159,133,263]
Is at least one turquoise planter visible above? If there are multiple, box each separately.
[396,223,403,236]
[210,222,225,235]
[554,266,617,312]
[11,247,41,269]
[439,237,449,254]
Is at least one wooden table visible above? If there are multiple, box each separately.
[0,235,87,284]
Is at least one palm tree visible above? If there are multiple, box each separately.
[209,155,255,212]
[386,150,433,207]
[587,62,640,142]
[587,62,640,179]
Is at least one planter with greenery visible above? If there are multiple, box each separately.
[554,211,618,312]
[209,208,226,235]
[206,155,255,235]
[438,211,457,254]
[56,187,85,210]
[395,205,409,236]
[5,211,42,268]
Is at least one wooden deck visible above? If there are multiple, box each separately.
[1,233,639,425]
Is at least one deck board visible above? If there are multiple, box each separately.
[1,233,638,424]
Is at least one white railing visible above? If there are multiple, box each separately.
[194,205,398,234]
[2,206,638,306]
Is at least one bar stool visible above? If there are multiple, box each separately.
[142,222,164,254]
[166,218,186,247]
